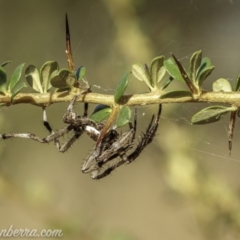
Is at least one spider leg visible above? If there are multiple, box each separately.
[91,148,130,179]
[0,101,83,148]
[54,127,84,152]
[82,129,119,173]
[41,94,96,151]
[41,111,86,152]
[62,95,79,124]
[0,133,46,142]
[63,95,99,129]
[96,107,137,166]
[91,159,125,179]
[82,108,137,178]
[127,104,162,162]
[42,107,62,147]
[43,107,53,133]
[47,94,99,152]
[91,104,162,179]
[83,102,88,117]
[84,110,137,174]
[0,124,79,151]
[42,96,89,152]
[128,107,137,142]
[0,107,56,143]
[0,92,94,154]
[63,92,88,120]
[42,107,78,152]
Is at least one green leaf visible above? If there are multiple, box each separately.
[150,56,165,87]
[76,66,86,81]
[114,72,130,103]
[196,57,212,78]
[40,61,58,92]
[10,82,27,103]
[50,69,76,89]
[234,73,240,91]
[197,66,215,87]
[116,106,132,127]
[25,65,43,93]
[90,107,112,123]
[160,90,192,99]
[132,64,152,89]
[92,104,109,114]
[212,78,232,92]
[191,106,231,124]
[8,63,25,92]
[164,58,185,82]
[0,66,7,93]
[157,66,166,83]
[189,50,202,81]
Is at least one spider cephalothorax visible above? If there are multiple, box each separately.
[0,94,161,179]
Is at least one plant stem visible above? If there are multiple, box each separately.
[0,91,240,107]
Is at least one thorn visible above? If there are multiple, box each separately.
[172,54,198,95]
[65,14,74,71]
[65,13,70,41]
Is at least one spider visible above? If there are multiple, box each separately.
[82,104,162,179]
[0,94,162,179]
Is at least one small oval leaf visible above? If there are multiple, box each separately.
[25,65,43,93]
[160,90,192,99]
[114,72,130,103]
[164,58,185,82]
[191,106,231,124]
[90,107,112,123]
[92,104,110,115]
[8,63,25,92]
[197,66,215,87]
[157,66,166,83]
[40,61,59,92]
[116,106,132,128]
[196,57,212,78]
[150,56,165,86]
[132,64,147,81]
[189,50,202,81]
[213,78,232,92]
[76,66,86,81]
[132,64,152,89]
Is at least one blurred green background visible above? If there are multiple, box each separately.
[1,0,240,239]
